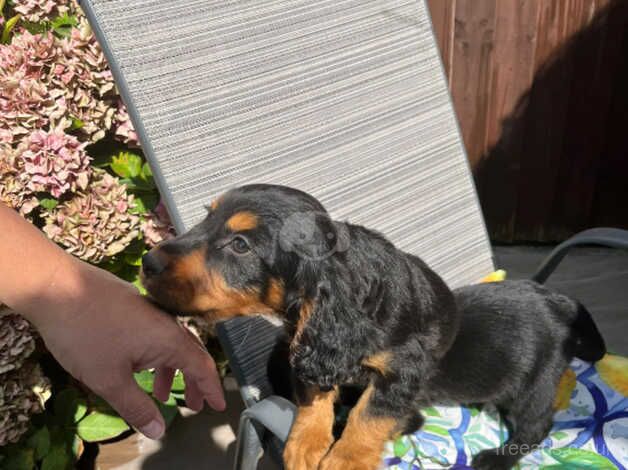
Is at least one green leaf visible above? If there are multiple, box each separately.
[156,395,179,427]
[27,425,50,460]
[89,395,116,415]
[50,13,78,38]
[0,0,6,17]
[39,198,58,211]
[71,435,84,459]
[68,116,84,131]
[170,391,186,401]
[76,412,130,442]
[171,371,185,392]
[41,444,70,470]
[547,448,618,469]
[54,389,85,426]
[2,447,34,470]
[111,152,142,178]
[124,251,144,267]
[134,370,155,393]
[132,276,147,295]
[141,162,153,180]
[2,14,20,44]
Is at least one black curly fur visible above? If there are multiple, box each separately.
[142,184,606,470]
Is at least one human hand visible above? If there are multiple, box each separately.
[24,259,226,440]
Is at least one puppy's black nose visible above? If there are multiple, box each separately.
[142,252,165,277]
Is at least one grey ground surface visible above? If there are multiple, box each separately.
[494,245,628,356]
[97,245,627,469]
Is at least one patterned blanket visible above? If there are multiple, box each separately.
[382,355,628,470]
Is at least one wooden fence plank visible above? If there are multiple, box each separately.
[472,0,540,240]
[451,0,497,168]
[427,0,456,83]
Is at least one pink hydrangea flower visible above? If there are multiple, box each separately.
[0,31,65,145]
[141,200,175,247]
[53,19,116,142]
[13,0,72,23]
[113,100,140,148]
[0,145,39,216]
[43,169,140,263]
[16,128,91,198]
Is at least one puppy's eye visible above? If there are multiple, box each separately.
[230,236,250,254]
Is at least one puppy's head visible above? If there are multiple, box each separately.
[141,184,348,323]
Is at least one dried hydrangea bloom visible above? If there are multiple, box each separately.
[0,307,38,375]
[43,169,140,263]
[0,362,50,446]
[53,19,116,142]
[0,145,39,216]
[12,0,72,23]
[141,200,175,247]
[16,127,91,198]
[113,100,140,148]
[0,31,65,145]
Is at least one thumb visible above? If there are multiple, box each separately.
[102,375,165,440]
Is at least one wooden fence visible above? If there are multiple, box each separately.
[426,0,628,242]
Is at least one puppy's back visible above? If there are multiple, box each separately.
[431,281,583,405]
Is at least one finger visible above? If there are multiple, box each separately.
[179,349,226,411]
[102,375,165,440]
[153,367,175,402]
[165,330,226,411]
[184,374,203,411]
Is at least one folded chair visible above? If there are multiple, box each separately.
[80,1,628,469]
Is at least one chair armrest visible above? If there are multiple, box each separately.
[532,228,628,284]
[241,395,296,443]
[233,396,296,470]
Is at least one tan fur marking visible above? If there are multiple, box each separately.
[362,351,393,376]
[226,211,258,232]
[291,299,314,351]
[319,383,398,470]
[283,387,338,470]
[265,278,285,311]
[165,248,282,321]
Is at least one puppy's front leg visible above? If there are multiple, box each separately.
[319,382,413,470]
[283,384,337,470]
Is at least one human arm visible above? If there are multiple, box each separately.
[0,202,225,439]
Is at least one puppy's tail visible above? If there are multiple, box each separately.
[567,303,606,362]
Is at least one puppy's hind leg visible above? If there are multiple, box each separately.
[472,381,556,470]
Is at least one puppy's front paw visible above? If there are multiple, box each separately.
[283,430,333,470]
[471,449,514,470]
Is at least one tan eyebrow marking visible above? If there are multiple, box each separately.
[226,211,258,231]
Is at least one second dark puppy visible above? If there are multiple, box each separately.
[140,184,605,470]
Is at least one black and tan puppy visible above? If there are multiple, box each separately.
[141,184,605,470]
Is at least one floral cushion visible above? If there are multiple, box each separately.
[382,355,628,469]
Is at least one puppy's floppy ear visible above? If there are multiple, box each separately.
[287,240,370,389]
[278,210,349,295]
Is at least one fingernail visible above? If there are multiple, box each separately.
[140,419,164,440]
